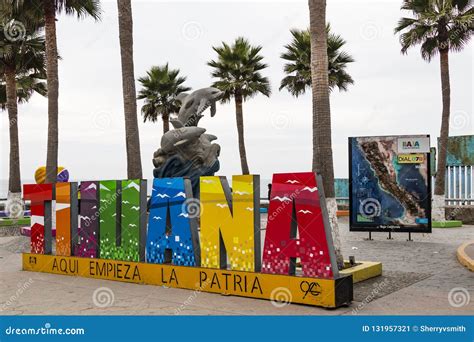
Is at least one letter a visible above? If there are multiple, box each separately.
[262,172,339,279]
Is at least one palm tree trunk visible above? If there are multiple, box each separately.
[162,111,170,134]
[5,66,24,218]
[308,0,344,269]
[117,0,142,179]
[234,92,250,175]
[5,67,21,194]
[44,0,59,184]
[432,49,450,221]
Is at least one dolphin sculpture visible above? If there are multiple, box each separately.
[160,127,206,154]
[171,87,223,128]
[153,86,223,197]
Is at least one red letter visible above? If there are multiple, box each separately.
[23,184,53,254]
[262,172,338,279]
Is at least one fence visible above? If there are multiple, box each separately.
[433,165,474,206]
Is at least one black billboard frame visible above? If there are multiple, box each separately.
[348,135,432,234]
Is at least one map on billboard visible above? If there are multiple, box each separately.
[349,135,431,233]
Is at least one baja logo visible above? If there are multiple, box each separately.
[402,141,420,149]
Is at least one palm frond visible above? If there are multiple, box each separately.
[279,24,354,95]
[56,0,102,21]
[0,1,46,108]
[137,64,190,123]
[208,37,271,102]
[395,0,474,59]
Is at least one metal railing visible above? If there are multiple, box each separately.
[432,165,473,206]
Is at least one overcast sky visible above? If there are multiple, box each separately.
[1,0,472,191]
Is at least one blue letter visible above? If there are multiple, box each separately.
[146,178,200,266]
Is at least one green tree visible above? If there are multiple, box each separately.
[0,71,47,110]
[137,64,191,134]
[208,37,271,174]
[280,25,354,96]
[117,0,142,179]
[0,4,46,217]
[395,0,474,221]
[308,0,344,269]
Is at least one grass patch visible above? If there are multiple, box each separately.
[0,217,30,227]
[432,220,463,228]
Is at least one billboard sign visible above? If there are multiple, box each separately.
[349,135,431,233]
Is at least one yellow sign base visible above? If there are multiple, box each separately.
[22,253,352,308]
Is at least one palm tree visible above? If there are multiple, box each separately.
[137,64,191,134]
[308,0,344,269]
[0,71,47,110]
[208,37,271,174]
[280,25,354,96]
[0,8,46,217]
[395,0,474,221]
[39,0,101,183]
[117,0,142,179]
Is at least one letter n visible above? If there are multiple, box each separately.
[200,175,261,272]
[262,172,339,279]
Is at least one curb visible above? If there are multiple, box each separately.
[340,261,382,283]
[457,241,474,272]
[337,210,349,217]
